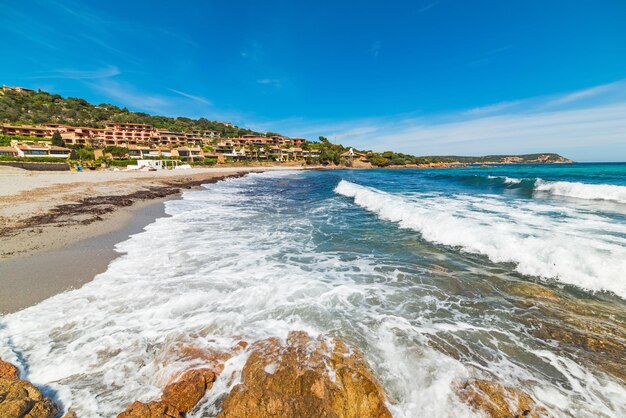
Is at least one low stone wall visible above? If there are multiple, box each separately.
[0,161,70,171]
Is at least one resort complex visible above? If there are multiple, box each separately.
[0,122,325,164]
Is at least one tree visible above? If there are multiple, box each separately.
[51,131,64,147]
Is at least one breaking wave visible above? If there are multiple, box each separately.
[534,179,626,203]
[487,175,523,184]
[335,180,626,299]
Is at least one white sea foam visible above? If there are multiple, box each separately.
[0,173,623,417]
[0,173,478,417]
[335,180,626,299]
[534,179,626,203]
[487,175,523,184]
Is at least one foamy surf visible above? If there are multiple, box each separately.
[1,170,624,418]
[335,180,626,299]
[534,179,626,203]
[487,175,523,184]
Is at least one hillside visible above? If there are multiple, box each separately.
[412,154,573,164]
[0,88,260,138]
[363,151,572,166]
[0,87,572,165]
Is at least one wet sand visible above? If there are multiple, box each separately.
[0,166,300,313]
[0,199,169,313]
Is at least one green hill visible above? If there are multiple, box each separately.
[0,87,572,165]
[0,88,260,138]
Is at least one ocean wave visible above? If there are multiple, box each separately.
[534,179,626,203]
[335,180,626,299]
[487,175,523,184]
[1,173,624,417]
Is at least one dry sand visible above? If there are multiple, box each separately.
[0,166,300,313]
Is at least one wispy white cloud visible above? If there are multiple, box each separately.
[370,40,382,57]
[86,79,169,112]
[168,88,212,105]
[267,79,626,161]
[257,78,282,88]
[372,104,626,157]
[545,82,618,107]
[26,65,121,80]
[466,45,513,67]
[464,99,525,115]
[240,40,264,61]
[417,1,440,13]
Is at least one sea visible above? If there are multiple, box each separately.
[1,163,625,417]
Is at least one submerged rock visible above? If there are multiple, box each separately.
[455,378,546,418]
[0,359,60,418]
[218,331,392,418]
[506,281,626,381]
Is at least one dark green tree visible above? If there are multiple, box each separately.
[51,131,65,147]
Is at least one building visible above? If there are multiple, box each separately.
[177,146,203,161]
[0,146,18,156]
[1,125,55,138]
[340,148,367,159]
[103,123,155,146]
[154,130,191,146]
[1,85,35,93]
[223,148,248,160]
[189,129,217,138]
[1,121,312,162]
[127,145,158,159]
[58,126,104,146]
[14,143,71,158]
[1,124,103,146]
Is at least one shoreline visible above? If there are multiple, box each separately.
[0,167,295,314]
[0,198,170,313]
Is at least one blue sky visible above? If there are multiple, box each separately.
[1,0,625,161]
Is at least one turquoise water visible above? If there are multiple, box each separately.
[1,164,625,417]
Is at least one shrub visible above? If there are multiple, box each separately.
[0,156,68,163]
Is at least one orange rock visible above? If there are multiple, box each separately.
[0,377,60,418]
[455,378,546,418]
[117,400,182,418]
[218,331,392,418]
[118,348,224,418]
[161,368,215,413]
[163,344,232,375]
[0,359,20,380]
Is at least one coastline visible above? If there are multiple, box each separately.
[0,198,170,313]
[0,166,296,313]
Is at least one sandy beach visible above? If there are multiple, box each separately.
[0,166,298,313]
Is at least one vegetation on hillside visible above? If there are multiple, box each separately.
[0,89,260,137]
[0,88,571,165]
[361,152,570,166]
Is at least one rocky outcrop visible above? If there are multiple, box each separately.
[218,331,392,418]
[117,400,182,418]
[0,359,20,380]
[455,379,546,418]
[161,368,216,413]
[119,332,391,418]
[118,368,217,418]
[0,359,60,418]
